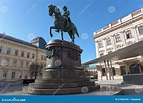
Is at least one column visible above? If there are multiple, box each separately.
[96,66,103,81]
[124,64,130,74]
[110,34,116,51]
[95,40,99,58]
[131,26,139,42]
[120,31,126,47]
[107,60,111,80]
[104,60,108,80]
[102,38,107,55]
[110,60,114,80]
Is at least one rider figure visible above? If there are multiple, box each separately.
[55,6,71,32]
[62,6,71,28]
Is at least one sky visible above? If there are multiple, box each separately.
[0,0,143,63]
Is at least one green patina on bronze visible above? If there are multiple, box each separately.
[48,4,79,43]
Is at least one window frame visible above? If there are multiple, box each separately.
[115,34,121,42]
[7,48,11,54]
[98,41,103,48]
[21,51,24,57]
[106,38,111,45]
[138,25,143,35]
[27,52,30,58]
[13,60,17,67]
[125,30,132,39]
[0,46,2,53]
[32,53,35,59]
[15,50,18,56]
[11,72,16,79]
[2,71,7,78]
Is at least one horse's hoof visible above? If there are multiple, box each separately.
[50,34,53,37]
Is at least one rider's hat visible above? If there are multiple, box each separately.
[63,6,67,11]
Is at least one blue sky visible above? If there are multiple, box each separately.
[0,0,143,63]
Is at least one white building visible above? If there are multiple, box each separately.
[84,8,143,81]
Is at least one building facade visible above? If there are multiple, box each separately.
[0,33,47,80]
[93,8,143,80]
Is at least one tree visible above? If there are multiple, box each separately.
[29,63,43,79]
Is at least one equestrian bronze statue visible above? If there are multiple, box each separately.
[48,4,79,43]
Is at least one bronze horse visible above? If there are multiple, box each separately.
[48,4,79,43]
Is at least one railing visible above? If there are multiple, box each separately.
[94,8,143,36]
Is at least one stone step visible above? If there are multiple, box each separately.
[29,82,95,89]
[22,85,100,95]
[35,78,90,83]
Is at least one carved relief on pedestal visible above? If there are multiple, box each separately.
[46,47,60,59]
[67,49,79,60]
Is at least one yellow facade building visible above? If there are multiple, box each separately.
[0,33,47,80]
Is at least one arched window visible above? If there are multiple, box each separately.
[138,25,143,35]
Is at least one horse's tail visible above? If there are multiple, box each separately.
[76,30,79,37]
[71,22,79,37]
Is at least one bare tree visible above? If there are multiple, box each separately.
[29,63,43,79]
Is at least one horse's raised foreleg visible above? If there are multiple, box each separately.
[50,26,58,37]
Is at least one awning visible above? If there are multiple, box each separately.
[83,41,143,65]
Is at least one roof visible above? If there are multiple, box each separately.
[83,41,143,65]
[0,33,37,48]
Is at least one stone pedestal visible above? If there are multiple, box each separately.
[23,40,99,95]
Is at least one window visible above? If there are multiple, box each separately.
[15,50,18,56]
[98,41,103,48]
[27,52,30,58]
[106,38,111,45]
[21,51,24,57]
[7,48,11,54]
[13,60,17,67]
[102,68,106,76]
[138,26,143,35]
[125,30,132,39]
[2,71,7,78]
[0,46,2,53]
[44,56,47,60]
[26,62,29,67]
[120,66,126,75]
[115,34,121,42]
[19,72,22,79]
[11,72,16,79]
[111,67,116,76]
[21,61,23,68]
[32,53,35,59]
[25,73,28,79]
[41,55,44,60]
[6,59,9,66]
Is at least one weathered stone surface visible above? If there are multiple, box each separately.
[23,40,99,95]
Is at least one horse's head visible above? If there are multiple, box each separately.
[48,4,60,16]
